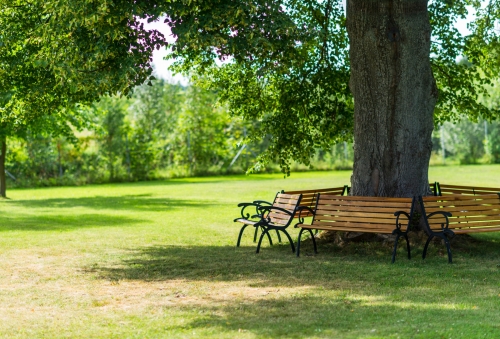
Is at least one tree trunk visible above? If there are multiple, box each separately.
[0,137,6,198]
[347,0,438,197]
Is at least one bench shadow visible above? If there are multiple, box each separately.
[3,195,217,212]
[91,236,500,285]
[90,243,500,337]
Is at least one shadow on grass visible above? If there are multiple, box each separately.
[3,195,217,212]
[92,235,500,286]
[91,242,500,337]
[0,213,145,231]
[173,294,500,338]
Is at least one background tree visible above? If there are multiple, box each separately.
[128,80,182,180]
[170,86,233,175]
[90,97,129,182]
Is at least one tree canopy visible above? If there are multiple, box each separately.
[160,0,500,174]
[0,0,165,131]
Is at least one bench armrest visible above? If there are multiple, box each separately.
[293,206,315,228]
[393,211,411,232]
[296,206,314,223]
[252,200,273,206]
[235,202,262,220]
[426,211,452,230]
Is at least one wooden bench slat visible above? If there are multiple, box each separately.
[437,183,500,196]
[314,210,406,219]
[446,214,500,222]
[423,199,500,207]
[275,197,300,204]
[314,215,400,224]
[317,199,413,207]
[311,220,396,229]
[315,205,411,214]
[424,194,500,201]
[447,220,500,228]
[319,195,412,202]
[439,184,500,191]
[268,212,291,219]
[276,193,301,199]
[437,210,500,217]
[299,226,395,233]
[424,205,500,213]
[301,221,396,233]
[452,227,500,234]
[273,202,301,209]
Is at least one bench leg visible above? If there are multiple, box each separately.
[443,236,452,264]
[391,234,400,264]
[309,229,318,255]
[280,230,295,253]
[423,234,453,263]
[256,228,273,253]
[404,234,411,260]
[253,226,277,244]
[237,225,249,247]
[297,228,305,257]
[296,229,317,257]
[422,235,433,260]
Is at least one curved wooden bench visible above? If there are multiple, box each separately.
[418,193,500,263]
[294,194,415,263]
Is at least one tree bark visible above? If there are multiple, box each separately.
[347,0,438,197]
[0,137,6,198]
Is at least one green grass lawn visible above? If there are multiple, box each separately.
[1,165,500,338]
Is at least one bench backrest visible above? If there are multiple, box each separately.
[419,194,500,233]
[430,182,439,196]
[267,193,303,226]
[437,183,500,196]
[311,194,414,233]
[282,186,349,217]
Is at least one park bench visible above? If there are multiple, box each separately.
[237,186,349,245]
[282,185,350,217]
[294,194,415,263]
[234,193,303,253]
[436,183,500,196]
[418,193,500,263]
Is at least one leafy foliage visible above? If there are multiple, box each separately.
[157,0,500,173]
[162,0,352,174]
[0,0,165,130]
